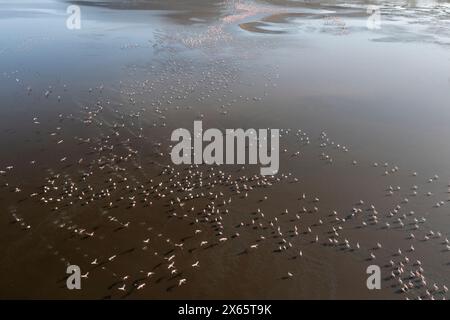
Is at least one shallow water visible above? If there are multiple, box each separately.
[1,0,450,299]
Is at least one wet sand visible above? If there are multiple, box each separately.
[1,0,450,299]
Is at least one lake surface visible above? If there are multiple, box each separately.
[1,0,450,299]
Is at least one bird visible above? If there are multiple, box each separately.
[192,261,200,268]
[136,283,146,290]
